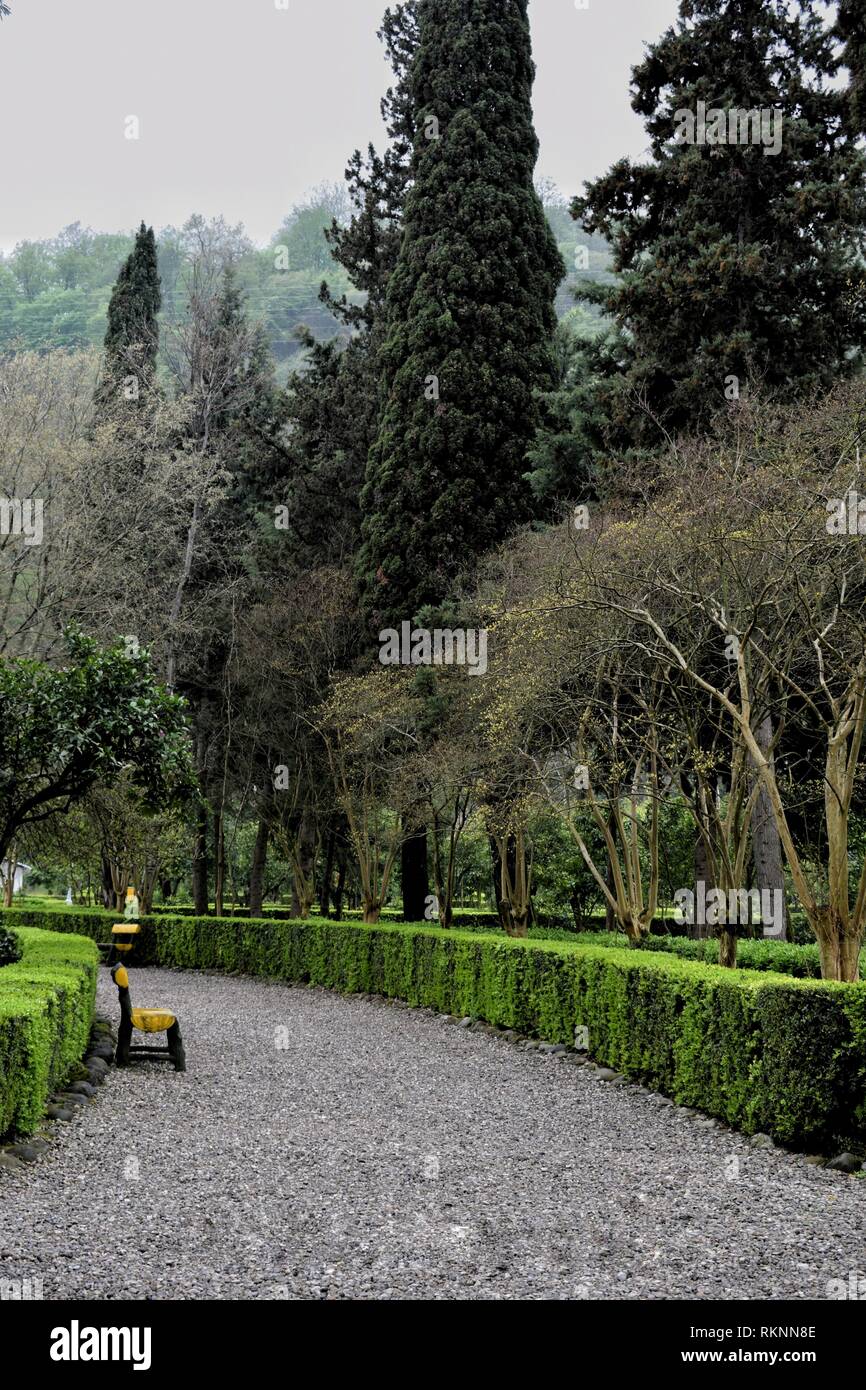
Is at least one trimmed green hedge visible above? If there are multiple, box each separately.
[1,906,151,959]
[17,898,508,930]
[1,906,835,971]
[4,907,866,1148]
[0,906,518,962]
[155,916,866,1149]
[0,927,98,1139]
[0,905,843,974]
[147,903,507,929]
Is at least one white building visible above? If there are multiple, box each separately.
[0,860,31,895]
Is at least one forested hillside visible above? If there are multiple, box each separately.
[0,184,610,375]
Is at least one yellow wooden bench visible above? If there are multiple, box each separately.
[110,963,186,1072]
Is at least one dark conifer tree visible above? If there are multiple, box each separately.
[838,0,866,136]
[570,0,866,445]
[322,2,418,333]
[277,2,419,571]
[357,0,563,629]
[279,4,429,919]
[101,221,162,397]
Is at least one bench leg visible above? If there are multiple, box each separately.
[116,1016,132,1067]
[167,1021,186,1072]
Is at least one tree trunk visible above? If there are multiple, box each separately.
[620,910,650,945]
[489,835,508,928]
[319,822,336,918]
[494,829,532,936]
[691,833,712,939]
[332,839,347,920]
[604,810,617,930]
[290,809,317,918]
[248,809,270,919]
[192,701,212,915]
[100,853,115,910]
[816,912,861,981]
[192,802,209,915]
[110,860,128,914]
[718,926,737,968]
[750,714,787,939]
[213,806,225,917]
[570,886,583,932]
[401,823,429,922]
[3,852,15,908]
[604,868,616,930]
[506,909,529,938]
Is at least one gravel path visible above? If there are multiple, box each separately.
[1,966,865,1300]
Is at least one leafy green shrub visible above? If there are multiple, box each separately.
[0,923,22,967]
[0,927,98,1139]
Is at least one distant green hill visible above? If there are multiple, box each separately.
[0,210,611,377]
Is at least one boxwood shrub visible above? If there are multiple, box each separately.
[0,923,22,967]
[0,927,98,1139]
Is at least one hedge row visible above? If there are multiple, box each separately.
[0,927,98,1139]
[147,915,866,1149]
[2,905,832,974]
[149,903,506,929]
[0,906,514,962]
[8,906,866,1148]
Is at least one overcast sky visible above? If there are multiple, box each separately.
[0,0,679,253]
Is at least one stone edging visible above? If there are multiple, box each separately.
[0,1015,116,1174]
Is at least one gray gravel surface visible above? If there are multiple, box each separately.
[1,967,865,1300]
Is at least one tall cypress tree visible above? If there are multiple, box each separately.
[322,2,418,334]
[839,0,866,136]
[570,0,866,444]
[276,4,419,574]
[102,221,162,395]
[303,3,416,553]
[358,0,563,628]
[284,4,433,922]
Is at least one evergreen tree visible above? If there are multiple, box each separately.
[283,3,430,923]
[211,280,288,534]
[173,264,287,615]
[838,0,866,136]
[570,0,866,445]
[101,221,162,398]
[525,315,623,511]
[272,332,380,569]
[322,2,418,333]
[358,0,563,629]
[278,3,419,574]
[165,261,287,912]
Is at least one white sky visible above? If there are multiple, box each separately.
[0,0,680,252]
